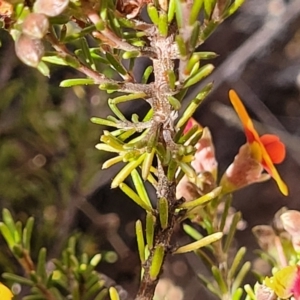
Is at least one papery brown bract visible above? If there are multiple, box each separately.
[252,225,277,252]
[116,0,152,19]
[220,144,270,194]
[255,283,277,300]
[281,210,300,252]
[22,13,49,39]
[34,0,69,17]
[15,34,44,67]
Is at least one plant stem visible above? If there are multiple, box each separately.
[136,162,178,300]
[135,28,180,299]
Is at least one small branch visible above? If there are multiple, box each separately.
[46,32,152,94]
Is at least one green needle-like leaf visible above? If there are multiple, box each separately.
[149,244,164,280]
[131,169,152,209]
[119,183,152,211]
[174,232,223,254]
[136,220,145,263]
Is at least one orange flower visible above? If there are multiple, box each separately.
[229,90,288,196]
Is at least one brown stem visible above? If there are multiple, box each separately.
[135,162,178,300]
[18,251,56,300]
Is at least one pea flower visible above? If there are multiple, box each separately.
[221,90,288,196]
[264,265,300,299]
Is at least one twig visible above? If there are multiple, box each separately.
[46,32,151,94]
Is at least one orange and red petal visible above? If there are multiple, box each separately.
[229,90,288,196]
[229,90,259,143]
[260,134,286,164]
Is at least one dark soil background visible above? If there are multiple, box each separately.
[1,1,300,299]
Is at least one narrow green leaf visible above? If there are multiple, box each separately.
[119,183,152,211]
[174,232,223,254]
[142,148,155,180]
[141,66,153,84]
[95,144,121,153]
[178,161,197,179]
[2,272,34,286]
[42,55,68,65]
[63,24,97,42]
[90,254,102,267]
[147,4,159,25]
[37,248,47,281]
[244,284,255,300]
[168,0,176,22]
[2,209,17,241]
[190,0,204,24]
[212,266,228,294]
[122,51,140,59]
[183,64,214,88]
[91,117,117,128]
[219,195,232,232]
[167,159,178,181]
[189,21,200,50]
[179,187,222,209]
[106,52,128,76]
[182,224,203,241]
[228,247,246,280]
[146,213,155,249]
[204,0,217,17]
[102,156,124,169]
[0,223,15,249]
[176,35,187,57]
[167,96,181,110]
[131,169,152,208]
[94,289,108,300]
[37,61,50,77]
[224,0,245,18]
[223,212,241,253]
[84,281,103,300]
[149,244,164,280]
[23,217,34,252]
[109,287,120,300]
[99,82,120,91]
[101,132,125,150]
[232,287,243,300]
[232,262,251,293]
[111,154,146,188]
[80,37,95,68]
[159,197,168,230]
[136,220,145,263]
[176,82,213,128]
[158,12,168,37]
[60,78,95,87]
[174,0,183,28]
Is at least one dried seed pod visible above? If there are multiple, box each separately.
[33,0,69,17]
[15,34,44,67]
[22,13,49,38]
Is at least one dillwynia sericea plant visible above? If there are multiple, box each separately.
[1,0,300,300]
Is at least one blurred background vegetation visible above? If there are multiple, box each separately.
[1,0,300,299]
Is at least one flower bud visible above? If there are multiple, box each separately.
[281,210,300,237]
[281,210,300,252]
[33,0,69,17]
[15,34,44,67]
[22,13,49,39]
